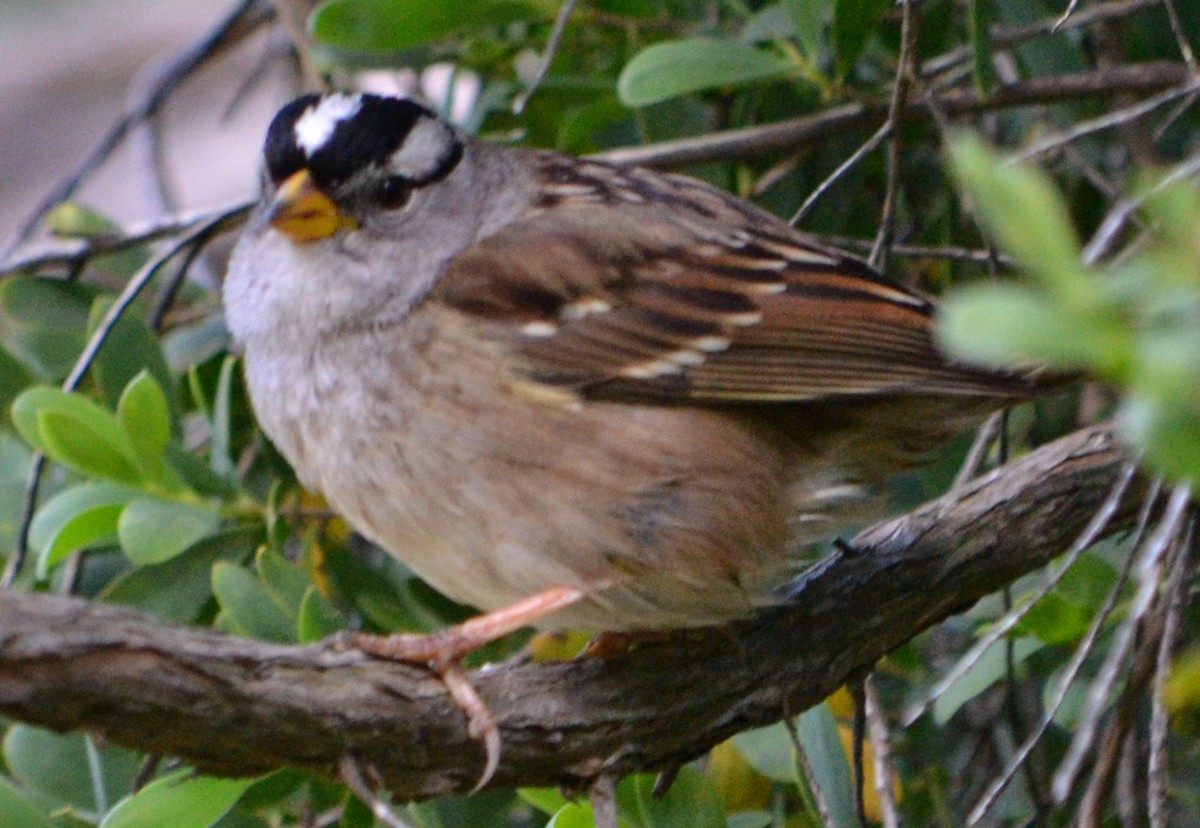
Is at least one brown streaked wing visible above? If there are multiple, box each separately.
[432,158,1036,405]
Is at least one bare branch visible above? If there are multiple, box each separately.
[0,424,1140,799]
[596,63,1193,169]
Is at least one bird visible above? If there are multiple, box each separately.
[223,91,1049,779]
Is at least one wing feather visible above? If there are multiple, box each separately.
[432,152,1039,405]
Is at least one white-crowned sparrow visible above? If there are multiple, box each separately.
[225,92,1044,641]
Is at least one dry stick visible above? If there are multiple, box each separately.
[513,0,578,114]
[0,0,268,261]
[1147,517,1194,828]
[1011,77,1200,164]
[921,0,1159,76]
[870,0,919,271]
[1081,151,1200,265]
[863,677,900,828]
[783,713,837,828]
[0,200,254,279]
[596,63,1193,169]
[806,236,1015,265]
[1160,0,1199,71]
[953,412,1004,488]
[789,123,892,225]
[965,478,1163,826]
[1075,522,1189,825]
[338,755,417,828]
[902,461,1139,726]
[0,206,249,590]
[1051,483,1194,804]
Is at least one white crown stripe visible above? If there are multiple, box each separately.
[294,94,362,156]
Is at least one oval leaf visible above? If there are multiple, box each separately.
[100,769,257,828]
[618,38,792,106]
[311,0,547,52]
[212,562,297,643]
[0,776,54,828]
[117,497,220,566]
[30,482,138,570]
[117,371,171,462]
[12,387,143,485]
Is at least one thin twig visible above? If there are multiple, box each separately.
[1081,150,1200,265]
[965,480,1160,825]
[954,412,1004,488]
[790,123,892,225]
[589,774,619,828]
[513,0,578,114]
[783,713,837,828]
[0,206,248,589]
[0,200,254,279]
[807,236,1015,265]
[1148,516,1193,828]
[0,0,268,260]
[902,462,1139,726]
[1051,482,1193,804]
[1160,0,1198,70]
[1010,77,1200,165]
[921,0,1160,77]
[596,63,1193,169]
[338,755,416,828]
[870,0,920,270]
[863,677,900,828]
[1052,0,1084,32]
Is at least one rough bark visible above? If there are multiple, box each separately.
[0,423,1139,798]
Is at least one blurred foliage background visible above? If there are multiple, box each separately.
[0,0,1198,825]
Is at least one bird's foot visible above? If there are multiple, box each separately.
[337,585,585,790]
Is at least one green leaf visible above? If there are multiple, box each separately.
[3,725,140,813]
[1119,393,1200,483]
[727,812,774,828]
[937,283,1128,373]
[949,136,1088,296]
[117,371,171,462]
[0,277,94,381]
[117,497,220,566]
[618,38,792,107]
[621,768,724,828]
[39,504,123,575]
[518,787,571,815]
[100,769,258,828]
[832,0,889,78]
[256,544,312,618]
[783,0,830,59]
[546,802,597,828]
[933,637,1043,723]
[88,298,177,435]
[30,482,138,575]
[297,586,345,643]
[12,386,145,485]
[968,0,996,95]
[731,722,796,782]
[101,526,262,622]
[209,355,238,476]
[0,776,54,828]
[212,561,297,642]
[796,704,857,828]
[311,0,549,52]
[46,202,150,277]
[0,346,33,428]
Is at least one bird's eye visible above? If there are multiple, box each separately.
[377,176,412,209]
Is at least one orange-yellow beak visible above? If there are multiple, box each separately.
[267,169,358,242]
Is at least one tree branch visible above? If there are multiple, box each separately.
[0,424,1139,799]
[597,62,1193,168]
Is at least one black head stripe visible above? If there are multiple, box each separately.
[261,93,464,192]
[263,93,321,184]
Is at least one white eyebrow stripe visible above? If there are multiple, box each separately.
[295,94,361,156]
[389,117,453,178]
